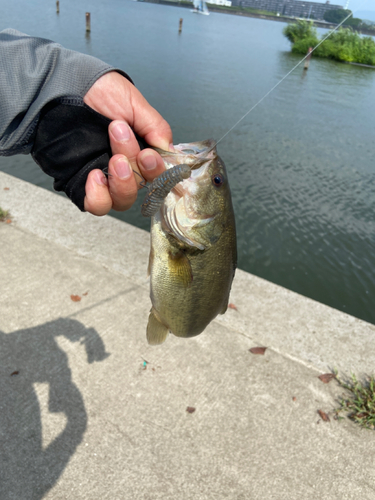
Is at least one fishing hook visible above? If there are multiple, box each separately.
[102,166,147,188]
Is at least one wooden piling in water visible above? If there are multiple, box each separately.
[179,18,183,33]
[304,47,313,70]
[56,0,59,14]
[86,12,91,32]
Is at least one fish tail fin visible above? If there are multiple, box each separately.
[146,308,169,345]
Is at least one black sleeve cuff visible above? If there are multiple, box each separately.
[31,96,147,211]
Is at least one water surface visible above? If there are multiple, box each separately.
[1,0,374,324]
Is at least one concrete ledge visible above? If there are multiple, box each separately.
[1,171,375,499]
[1,171,374,374]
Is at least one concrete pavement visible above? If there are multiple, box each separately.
[1,171,375,499]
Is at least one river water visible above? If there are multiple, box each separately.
[1,0,374,324]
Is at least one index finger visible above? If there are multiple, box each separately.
[129,86,173,151]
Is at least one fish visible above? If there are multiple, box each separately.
[144,139,237,345]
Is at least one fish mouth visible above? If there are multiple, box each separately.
[155,139,216,156]
[159,161,216,250]
[171,161,213,218]
[165,141,217,208]
[161,141,217,219]
[179,141,216,170]
[155,140,219,249]
[155,139,217,172]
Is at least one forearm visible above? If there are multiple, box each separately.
[0,29,125,155]
[0,30,170,215]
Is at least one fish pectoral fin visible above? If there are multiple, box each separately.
[147,246,154,277]
[168,250,193,288]
[146,308,169,345]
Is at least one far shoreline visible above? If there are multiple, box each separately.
[140,0,375,36]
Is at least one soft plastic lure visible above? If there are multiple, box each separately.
[141,163,191,217]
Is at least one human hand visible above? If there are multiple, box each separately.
[83,71,173,215]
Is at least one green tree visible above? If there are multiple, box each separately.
[323,8,352,24]
[345,17,362,28]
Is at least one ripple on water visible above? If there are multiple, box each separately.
[0,5,374,323]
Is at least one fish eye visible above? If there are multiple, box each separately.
[212,174,224,188]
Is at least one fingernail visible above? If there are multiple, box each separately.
[94,170,108,186]
[111,122,131,142]
[141,153,157,171]
[114,157,132,179]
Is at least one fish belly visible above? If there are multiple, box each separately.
[148,219,233,341]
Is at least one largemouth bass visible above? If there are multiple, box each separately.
[144,139,237,345]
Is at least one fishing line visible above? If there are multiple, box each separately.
[142,11,355,200]
[211,10,354,151]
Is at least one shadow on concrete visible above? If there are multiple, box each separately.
[0,318,109,499]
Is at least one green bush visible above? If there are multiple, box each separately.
[284,24,375,66]
[292,36,319,55]
[313,39,335,59]
[283,20,317,44]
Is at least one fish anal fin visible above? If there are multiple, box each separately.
[146,308,169,345]
[220,295,230,315]
[220,304,228,315]
[168,250,193,288]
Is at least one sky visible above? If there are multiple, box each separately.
[312,0,375,19]
[346,0,373,9]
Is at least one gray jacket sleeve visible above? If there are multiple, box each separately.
[0,28,120,155]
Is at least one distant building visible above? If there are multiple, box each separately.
[231,0,343,20]
[207,0,232,5]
